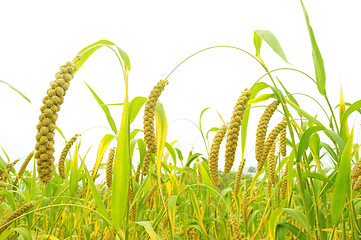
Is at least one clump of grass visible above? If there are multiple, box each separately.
[35,61,77,184]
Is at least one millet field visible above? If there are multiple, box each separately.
[1,1,361,239]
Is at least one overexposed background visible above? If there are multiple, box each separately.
[0,1,360,173]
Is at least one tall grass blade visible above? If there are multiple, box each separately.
[112,71,130,230]
[155,102,167,202]
[331,129,353,225]
[300,0,326,95]
[0,80,31,103]
[277,222,307,240]
[137,221,161,240]
[339,88,349,141]
[84,82,118,135]
[91,134,115,180]
[168,195,178,238]
[269,208,283,240]
[69,143,79,196]
[282,208,307,230]
[129,96,147,123]
[82,162,110,222]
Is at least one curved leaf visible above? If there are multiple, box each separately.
[331,129,353,225]
[0,80,31,103]
[73,39,131,72]
[85,82,117,135]
[255,30,289,64]
[300,0,326,95]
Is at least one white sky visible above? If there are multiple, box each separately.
[1,1,361,173]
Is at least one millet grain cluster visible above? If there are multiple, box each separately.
[35,61,77,184]
[142,80,169,175]
[224,89,251,173]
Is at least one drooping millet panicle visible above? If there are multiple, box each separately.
[209,124,227,186]
[162,212,169,229]
[105,147,116,188]
[267,142,277,184]
[35,61,77,184]
[228,212,242,240]
[135,162,141,183]
[279,126,287,157]
[224,89,252,173]
[353,175,361,191]
[241,191,249,225]
[13,151,35,185]
[267,179,272,195]
[0,201,35,234]
[196,159,203,184]
[280,161,289,200]
[0,182,7,188]
[143,185,157,206]
[255,100,279,162]
[129,182,136,221]
[58,134,80,179]
[142,80,169,175]
[351,158,361,179]
[1,159,20,182]
[258,117,287,172]
[234,159,246,195]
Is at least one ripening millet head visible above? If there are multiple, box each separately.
[351,158,361,179]
[224,88,251,173]
[35,61,77,184]
[58,134,80,180]
[0,201,36,234]
[209,124,227,186]
[228,212,242,240]
[255,100,279,162]
[258,117,287,172]
[234,159,246,196]
[106,147,116,188]
[142,80,168,175]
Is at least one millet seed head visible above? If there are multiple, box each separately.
[280,161,289,200]
[142,79,169,175]
[35,61,77,184]
[255,100,279,162]
[228,212,242,240]
[13,151,35,186]
[279,126,287,157]
[58,134,80,179]
[353,175,361,191]
[267,142,277,184]
[224,89,251,173]
[351,158,361,179]
[258,117,286,172]
[106,147,116,188]
[234,159,246,195]
[209,124,227,186]
[0,201,36,234]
